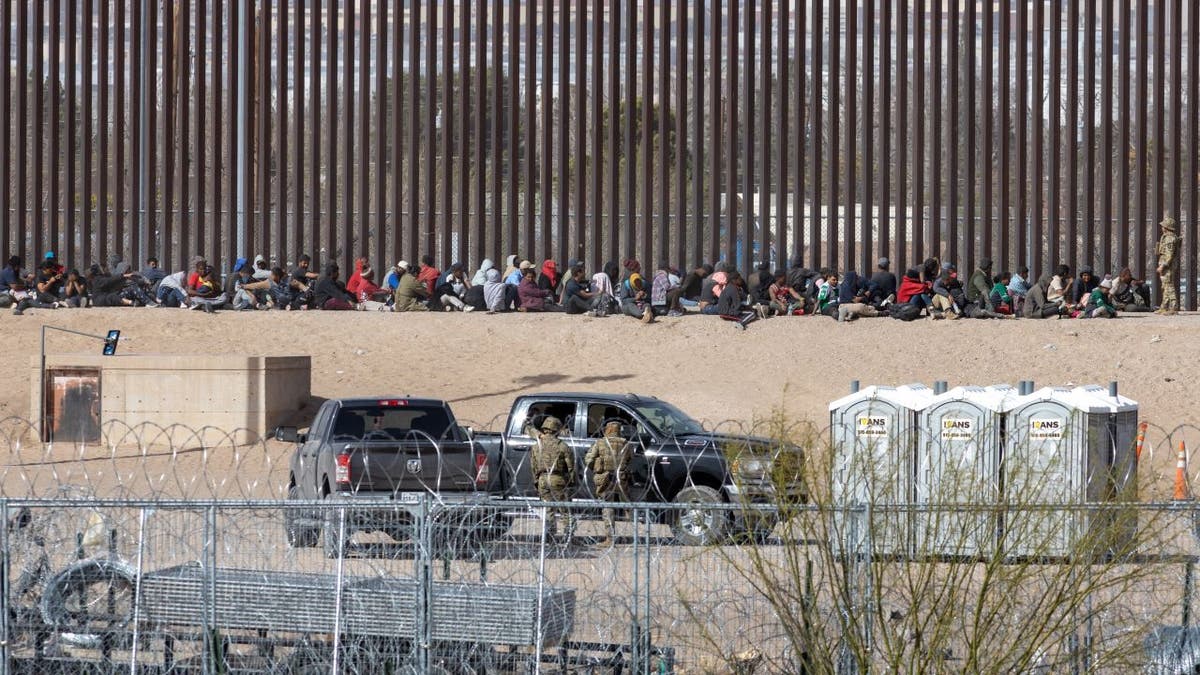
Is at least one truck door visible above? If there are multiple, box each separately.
[584,403,653,502]
[504,400,580,498]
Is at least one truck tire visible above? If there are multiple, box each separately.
[285,484,320,548]
[670,485,728,546]
[322,499,351,559]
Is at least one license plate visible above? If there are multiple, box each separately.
[399,491,424,504]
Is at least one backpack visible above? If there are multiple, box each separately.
[890,303,922,321]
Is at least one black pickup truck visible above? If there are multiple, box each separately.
[278,393,805,553]
[277,397,497,557]
[470,392,807,545]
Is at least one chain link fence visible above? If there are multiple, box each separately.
[3,417,1200,673]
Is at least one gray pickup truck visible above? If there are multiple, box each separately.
[470,392,807,545]
[278,393,806,553]
[277,397,497,557]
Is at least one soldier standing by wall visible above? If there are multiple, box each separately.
[530,416,576,544]
[1156,213,1181,315]
[585,420,633,546]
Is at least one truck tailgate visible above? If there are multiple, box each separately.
[342,440,481,493]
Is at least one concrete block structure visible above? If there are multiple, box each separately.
[30,354,311,445]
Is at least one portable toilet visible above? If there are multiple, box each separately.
[828,383,936,557]
[917,385,1019,558]
[1002,385,1139,559]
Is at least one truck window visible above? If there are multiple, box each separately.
[517,401,578,439]
[586,404,642,438]
[331,405,457,441]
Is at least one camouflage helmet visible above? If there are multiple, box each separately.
[603,420,623,436]
[1162,215,1178,232]
[540,416,563,433]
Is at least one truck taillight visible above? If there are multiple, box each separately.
[335,452,351,487]
[474,452,489,487]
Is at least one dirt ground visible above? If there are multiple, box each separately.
[2,307,1198,497]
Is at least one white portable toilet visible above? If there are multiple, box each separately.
[1002,385,1139,559]
[828,383,935,557]
[917,385,1020,558]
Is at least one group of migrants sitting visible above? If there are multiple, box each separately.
[0,249,1160,325]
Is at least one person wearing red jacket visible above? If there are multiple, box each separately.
[896,268,933,315]
[345,257,368,297]
[417,255,441,299]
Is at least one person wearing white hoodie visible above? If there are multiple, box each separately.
[472,258,495,286]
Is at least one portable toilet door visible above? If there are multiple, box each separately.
[917,387,1007,559]
[1002,392,1081,558]
[828,384,932,558]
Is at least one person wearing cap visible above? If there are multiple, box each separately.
[866,257,897,307]
[1156,213,1181,314]
[506,258,531,286]
[930,263,962,319]
[584,420,632,545]
[529,415,576,543]
[1081,278,1117,318]
[42,251,64,278]
[392,260,430,312]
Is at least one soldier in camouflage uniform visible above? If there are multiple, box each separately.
[1156,214,1181,315]
[584,420,633,545]
[530,416,576,542]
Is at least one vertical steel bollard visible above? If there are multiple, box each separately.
[203,505,217,675]
[416,494,432,674]
[1,499,10,675]
[332,504,348,674]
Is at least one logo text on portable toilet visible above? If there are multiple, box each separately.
[855,416,890,438]
[1029,418,1065,440]
[940,418,974,440]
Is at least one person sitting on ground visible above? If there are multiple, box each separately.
[433,262,472,312]
[188,265,228,312]
[517,267,554,312]
[1047,264,1071,308]
[501,254,521,283]
[965,258,995,313]
[617,271,655,323]
[223,257,249,300]
[290,254,319,287]
[716,270,757,330]
[562,265,595,314]
[866,258,897,306]
[1068,266,1099,308]
[897,268,934,316]
[483,268,509,313]
[929,263,962,319]
[538,260,562,301]
[391,261,429,312]
[345,256,368,298]
[747,262,771,296]
[837,301,881,322]
[649,261,677,317]
[1110,267,1152,312]
[252,254,272,281]
[268,267,306,310]
[232,263,272,310]
[1022,272,1060,318]
[989,271,1015,315]
[669,262,711,312]
[768,270,804,315]
[472,258,495,286]
[814,271,839,317]
[312,263,355,311]
[1007,265,1030,314]
[357,267,392,304]
[0,256,22,295]
[32,259,66,309]
[140,257,166,292]
[589,261,619,316]
[838,270,869,307]
[1080,278,1117,318]
[505,257,527,287]
[156,270,190,308]
[62,269,89,307]
[417,255,441,301]
[750,267,775,317]
[697,263,726,315]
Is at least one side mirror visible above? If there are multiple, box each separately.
[275,426,300,443]
[462,426,475,440]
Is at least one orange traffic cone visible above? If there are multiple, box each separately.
[1174,441,1191,501]
[1134,422,1148,461]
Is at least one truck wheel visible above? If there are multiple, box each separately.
[285,485,320,548]
[670,485,728,546]
[322,501,351,559]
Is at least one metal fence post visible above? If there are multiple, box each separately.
[1,499,9,675]
[203,505,217,675]
[332,504,347,674]
[416,494,432,674]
